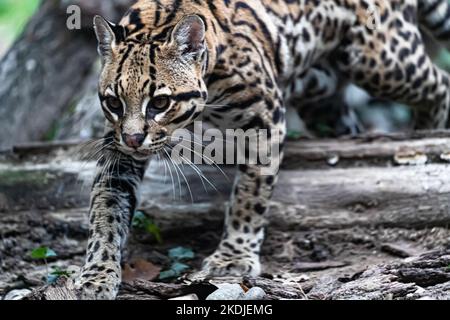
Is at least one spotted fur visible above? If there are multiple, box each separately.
[76,0,450,299]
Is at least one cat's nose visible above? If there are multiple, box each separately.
[122,133,146,148]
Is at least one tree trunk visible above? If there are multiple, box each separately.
[0,0,133,150]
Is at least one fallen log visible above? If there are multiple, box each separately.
[1,131,450,300]
[24,249,450,300]
[307,249,450,300]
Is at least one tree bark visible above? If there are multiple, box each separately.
[307,249,450,300]
[0,0,133,150]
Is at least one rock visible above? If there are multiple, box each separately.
[206,284,267,300]
[4,289,32,300]
[169,294,199,300]
[206,284,245,300]
[243,287,266,300]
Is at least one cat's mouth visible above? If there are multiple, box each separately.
[117,141,167,159]
[135,145,164,156]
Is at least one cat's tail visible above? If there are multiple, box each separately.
[418,0,450,48]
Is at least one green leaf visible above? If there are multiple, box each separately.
[50,267,71,277]
[46,274,60,284]
[46,267,72,284]
[146,223,162,244]
[159,269,178,280]
[168,247,195,261]
[132,211,162,243]
[30,247,57,260]
[171,262,190,273]
[132,211,147,228]
[158,262,190,280]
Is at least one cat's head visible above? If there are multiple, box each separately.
[94,14,208,159]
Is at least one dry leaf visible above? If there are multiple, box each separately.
[240,283,249,293]
[122,259,161,284]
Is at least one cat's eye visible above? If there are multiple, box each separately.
[150,95,170,110]
[105,96,123,113]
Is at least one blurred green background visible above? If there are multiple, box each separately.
[0,0,40,56]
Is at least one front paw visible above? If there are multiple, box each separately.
[202,251,261,277]
[75,272,120,300]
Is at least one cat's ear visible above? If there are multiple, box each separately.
[171,15,206,60]
[93,15,126,59]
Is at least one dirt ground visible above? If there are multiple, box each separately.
[1,136,450,299]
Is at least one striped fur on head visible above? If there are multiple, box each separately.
[94,15,208,159]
